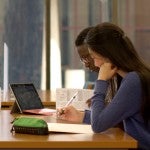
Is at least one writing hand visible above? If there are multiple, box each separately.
[57,106,84,123]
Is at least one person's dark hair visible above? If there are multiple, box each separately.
[86,22,150,124]
[75,26,119,107]
[75,27,93,46]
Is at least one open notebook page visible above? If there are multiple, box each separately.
[47,123,93,133]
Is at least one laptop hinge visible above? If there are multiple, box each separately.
[10,101,22,114]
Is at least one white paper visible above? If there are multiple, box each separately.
[56,88,94,110]
[48,123,93,133]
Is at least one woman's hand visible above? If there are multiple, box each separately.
[57,105,85,123]
[98,63,118,81]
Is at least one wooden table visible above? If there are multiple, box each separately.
[0,110,137,149]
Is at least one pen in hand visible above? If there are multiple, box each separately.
[65,91,78,107]
[59,91,78,115]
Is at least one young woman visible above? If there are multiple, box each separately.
[75,26,99,72]
[58,22,150,149]
[75,26,118,106]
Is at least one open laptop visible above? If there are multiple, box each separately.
[10,83,56,115]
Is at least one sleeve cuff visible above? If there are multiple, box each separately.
[83,109,91,124]
[94,80,109,94]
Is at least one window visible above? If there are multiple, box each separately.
[0,0,45,92]
[118,0,150,65]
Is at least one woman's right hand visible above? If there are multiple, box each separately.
[98,62,118,81]
[57,105,85,123]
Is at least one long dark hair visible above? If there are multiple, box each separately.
[86,22,150,124]
[75,27,93,46]
[75,26,119,105]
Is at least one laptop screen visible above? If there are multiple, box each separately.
[10,83,44,111]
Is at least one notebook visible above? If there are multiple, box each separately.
[47,123,93,133]
[10,83,56,115]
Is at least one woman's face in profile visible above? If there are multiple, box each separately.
[89,49,109,68]
[77,45,99,72]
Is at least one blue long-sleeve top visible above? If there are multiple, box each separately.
[83,72,150,149]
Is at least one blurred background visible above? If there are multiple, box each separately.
[0,0,149,96]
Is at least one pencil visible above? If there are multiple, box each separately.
[59,91,78,115]
[65,91,78,107]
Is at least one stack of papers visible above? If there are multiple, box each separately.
[56,88,94,111]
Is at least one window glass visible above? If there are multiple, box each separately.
[0,0,44,90]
